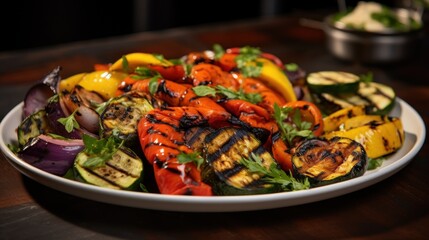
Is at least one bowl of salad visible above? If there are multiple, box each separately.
[324,1,424,64]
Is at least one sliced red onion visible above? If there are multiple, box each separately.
[23,84,53,118]
[18,134,84,176]
[23,66,62,118]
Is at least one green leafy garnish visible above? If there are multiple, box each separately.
[148,77,159,95]
[367,157,385,170]
[360,71,373,83]
[240,153,310,191]
[177,151,205,170]
[153,53,169,65]
[192,85,262,104]
[285,63,299,72]
[235,46,263,78]
[140,183,149,192]
[213,43,225,60]
[93,98,113,115]
[47,94,59,103]
[371,7,406,30]
[121,55,130,73]
[131,66,162,95]
[81,134,124,169]
[273,103,314,146]
[57,109,80,133]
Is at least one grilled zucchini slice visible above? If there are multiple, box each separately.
[17,109,52,147]
[312,81,396,115]
[201,127,281,195]
[292,137,367,187]
[74,146,143,190]
[306,71,360,94]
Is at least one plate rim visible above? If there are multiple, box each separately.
[0,99,426,212]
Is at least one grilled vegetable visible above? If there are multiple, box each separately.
[292,137,367,187]
[17,109,52,147]
[202,127,281,195]
[306,71,360,94]
[18,135,84,176]
[322,105,367,133]
[324,116,404,159]
[74,146,143,190]
[23,67,60,118]
[100,91,159,147]
[312,81,396,115]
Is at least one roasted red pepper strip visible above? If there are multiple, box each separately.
[138,106,234,195]
[147,64,187,83]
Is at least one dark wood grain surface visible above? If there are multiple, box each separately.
[1,12,428,240]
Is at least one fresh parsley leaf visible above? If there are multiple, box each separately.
[192,85,262,104]
[367,157,385,170]
[47,94,59,103]
[234,46,263,78]
[57,109,80,133]
[81,134,124,169]
[177,151,205,170]
[240,153,310,191]
[273,103,314,145]
[121,55,129,73]
[148,76,159,95]
[213,44,225,60]
[93,98,113,115]
[153,54,169,64]
[285,63,299,72]
[192,85,217,97]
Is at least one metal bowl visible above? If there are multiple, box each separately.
[324,12,424,64]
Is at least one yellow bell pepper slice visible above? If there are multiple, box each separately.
[257,58,297,103]
[59,73,87,93]
[109,52,173,72]
[324,117,404,159]
[77,71,128,100]
[323,105,367,133]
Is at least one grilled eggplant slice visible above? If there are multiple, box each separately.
[201,127,281,195]
[100,91,159,147]
[292,137,367,187]
[74,146,143,190]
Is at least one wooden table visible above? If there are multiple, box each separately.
[1,12,428,239]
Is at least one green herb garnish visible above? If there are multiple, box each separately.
[367,157,385,170]
[235,46,263,78]
[360,71,373,83]
[273,103,314,146]
[285,63,299,72]
[240,153,310,191]
[121,55,130,73]
[57,109,80,133]
[192,85,262,104]
[81,134,124,169]
[213,44,225,60]
[177,151,205,170]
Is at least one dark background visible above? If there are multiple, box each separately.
[3,0,397,52]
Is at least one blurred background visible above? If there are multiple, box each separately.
[2,0,402,52]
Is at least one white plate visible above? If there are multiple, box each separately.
[0,99,425,212]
